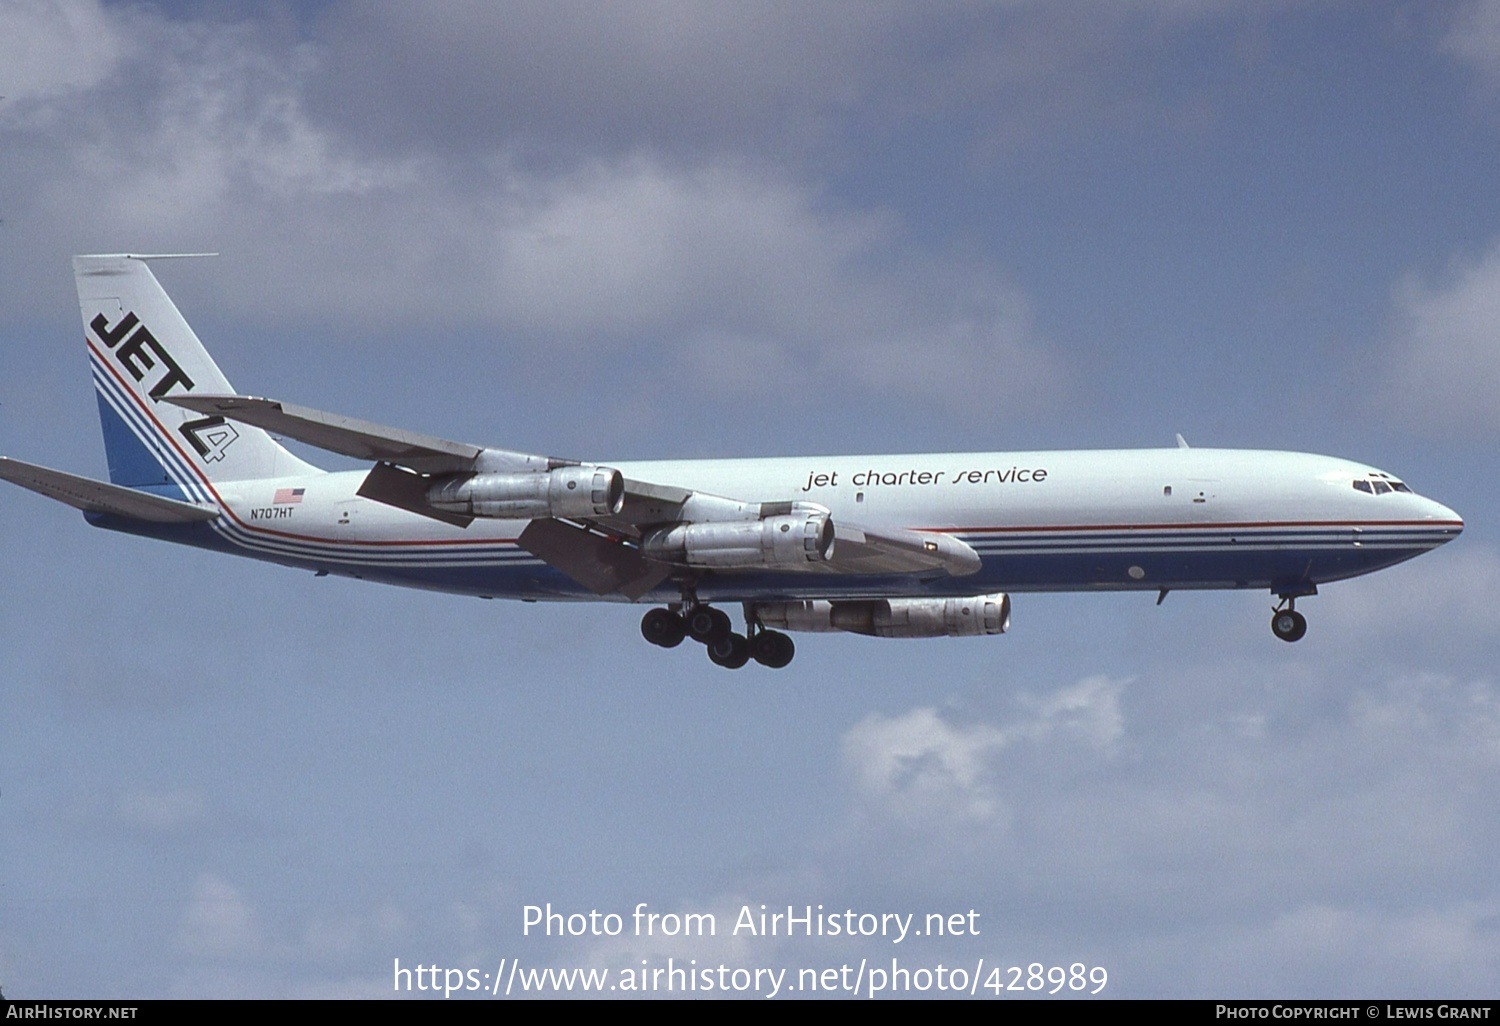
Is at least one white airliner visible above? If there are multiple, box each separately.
[0,255,1464,668]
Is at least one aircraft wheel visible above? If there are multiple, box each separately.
[1271,609,1307,642]
[640,608,686,648]
[707,632,751,669]
[687,606,732,643]
[751,630,795,668]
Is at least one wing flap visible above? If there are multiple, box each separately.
[355,462,474,527]
[0,457,219,523]
[518,518,674,599]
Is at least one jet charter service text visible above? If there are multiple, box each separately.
[801,465,1049,492]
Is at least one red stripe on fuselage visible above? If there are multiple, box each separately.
[931,519,1463,534]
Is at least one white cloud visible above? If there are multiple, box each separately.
[0,1,1314,426]
[1016,673,1127,752]
[822,666,1500,978]
[1444,0,1500,83]
[1319,543,1500,653]
[22,13,426,249]
[1348,672,1500,766]
[1388,240,1500,434]
[116,787,208,831]
[299,0,1273,169]
[0,4,1062,417]
[179,873,261,957]
[485,161,1058,407]
[1230,902,1500,996]
[0,0,122,103]
[486,161,884,337]
[841,677,1126,830]
[301,902,407,964]
[844,707,1012,826]
[308,0,914,156]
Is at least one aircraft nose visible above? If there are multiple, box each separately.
[1421,497,1463,540]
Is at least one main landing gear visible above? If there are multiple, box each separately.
[1270,596,1309,643]
[640,603,795,669]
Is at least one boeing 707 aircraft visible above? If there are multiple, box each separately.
[0,255,1464,668]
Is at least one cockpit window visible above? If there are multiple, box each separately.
[1353,475,1413,496]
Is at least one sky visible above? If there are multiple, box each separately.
[2,0,1499,1000]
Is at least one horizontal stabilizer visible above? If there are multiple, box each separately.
[166,395,483,474]
[0,457,219,522]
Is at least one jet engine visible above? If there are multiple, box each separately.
[754,594,1010,638]
[640,511,835,568]
[426,466,624,519]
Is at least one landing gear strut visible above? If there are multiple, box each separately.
[1271,596,1308,642]
[750,627,795,669]
[638,600,795,668]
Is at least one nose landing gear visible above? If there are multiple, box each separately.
[1271,596,1308,642]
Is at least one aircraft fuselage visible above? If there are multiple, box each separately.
[92,446,1462,605]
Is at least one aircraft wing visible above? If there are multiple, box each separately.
[0,457,220,522]
[513,509,979,597]
[164,394,981,593]
[167,395,487,473]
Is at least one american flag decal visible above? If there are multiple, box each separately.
[273,488,305,504]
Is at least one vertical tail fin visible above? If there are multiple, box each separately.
[75,254,319,492]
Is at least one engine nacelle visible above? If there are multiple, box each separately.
[425,466,624,519]
[640,511,834,568]
[754,594,1011,638]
